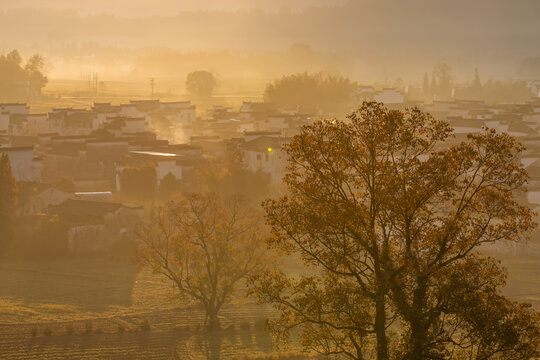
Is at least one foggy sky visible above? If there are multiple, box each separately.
[1,0,539,83]
[0,0,346,16]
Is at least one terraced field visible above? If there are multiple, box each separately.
[0,258,291,359]
[0,254,537,359]
[0,304,285,359]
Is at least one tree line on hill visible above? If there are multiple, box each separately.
[423,63,534,103]
[262,65,534,114]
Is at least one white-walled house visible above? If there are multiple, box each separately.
[17,182,73,215]
[161,101,196,126]
[0,146,42,182]
[115,150,184,191]
[531,80,540,97]
[26,114,49,135]
[104,116,146,135]
[373,88,405,104]
[52,199,143,253]
[0,112,9,132]
[240,136,288,184]
[0,103,29,114]
[48,109,96,136]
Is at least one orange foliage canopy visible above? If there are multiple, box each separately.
[251,102,539,360]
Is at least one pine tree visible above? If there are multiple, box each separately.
[0,153,18,250]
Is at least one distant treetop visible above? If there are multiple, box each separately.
[0,50,48,100]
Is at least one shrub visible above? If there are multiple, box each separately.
[140,319,150,331]
[84,320,93,334]
[254,317,268,331]
[65,324,74,335]
[174,325,190,332]
[117,324,125,333]
[31,327,38,337]
[43,327,52,336]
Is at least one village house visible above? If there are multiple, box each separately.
[104,116,146,136]
[531,80,540,97]
[239,136,288,184]
[0,103,29,115]
[50,199,143,253]
[42,135,131,191]
[160,101,196,125]
[238,101,276,122]
[7,113,49,136]
[190,135,225,155]
[244,130,281,142]
[91,102,122,127]
[354,86,376,102]
[115,149,189,192]
[0,146,42,182]
[48,108,97,135]
[17,182,73,215]
[373,88,405,104]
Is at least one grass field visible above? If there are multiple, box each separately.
[0,258,301,359]
[0,255,537,359]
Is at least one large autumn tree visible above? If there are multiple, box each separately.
[0,153,18,251]
[250,102,539,360]
[136,193,268,331]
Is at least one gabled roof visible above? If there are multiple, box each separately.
[52,199,137,223]
[239,136,285,153]
[48,143,85,157]
[18,181,72,195]
[0,146,33,152]
[9,136,39,147]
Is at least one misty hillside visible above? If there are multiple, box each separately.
[2,0,539,83]
[1,0,538,56]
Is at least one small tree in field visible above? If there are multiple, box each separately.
[0,153,18,250]
[250,102,539,360]
[136,193,268,331]
[185,70,217,98]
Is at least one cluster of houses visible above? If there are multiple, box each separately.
[2,92,540,255]
[0,99,309,254]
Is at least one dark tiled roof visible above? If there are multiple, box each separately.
[239,136,285,153]
[51,199,130,223]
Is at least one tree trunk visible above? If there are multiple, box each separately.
[407,321,427,360]
[406,278,428,360]
[206,308,221,332]
[375,290,389,360]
